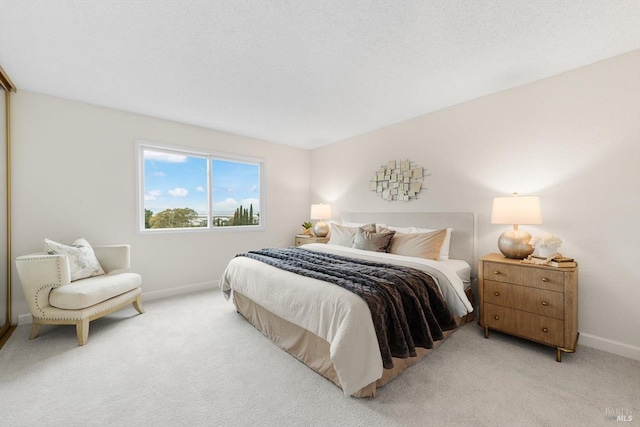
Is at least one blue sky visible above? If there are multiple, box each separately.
[143,150,260,215]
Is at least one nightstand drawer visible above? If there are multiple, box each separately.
[483,280,564,320]
[483,303,564,347]
[483,262,564,292]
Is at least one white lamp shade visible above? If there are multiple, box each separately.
[310,204,332,220]
[491,195,542,225]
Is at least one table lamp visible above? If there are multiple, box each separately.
[491,193,542,259]
[310,204,331,237]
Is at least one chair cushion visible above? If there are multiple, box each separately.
[49,273,142,310]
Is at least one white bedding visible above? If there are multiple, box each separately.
[440,259,471,288]
[219,243,473,395]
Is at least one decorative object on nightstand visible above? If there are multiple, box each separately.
[491,193,542,259]
[310,204,331,237]
[529,233,562,258]
[478,253,579,362]
[523,254,577,268]
[301,221,313,236]
[295,235,330,246]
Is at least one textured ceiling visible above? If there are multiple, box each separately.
[0,1,638,149]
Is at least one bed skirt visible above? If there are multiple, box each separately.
[232,291,472,397]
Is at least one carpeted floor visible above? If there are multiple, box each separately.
[0,289,637,427]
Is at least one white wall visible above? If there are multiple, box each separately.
[310,50,640,359]
[10,91,310,320]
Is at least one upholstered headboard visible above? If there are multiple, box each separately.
[340,212,478,278]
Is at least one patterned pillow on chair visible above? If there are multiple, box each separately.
[44,237,105,281]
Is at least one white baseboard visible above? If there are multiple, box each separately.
[579,333,640,361]
[16,280,218,326]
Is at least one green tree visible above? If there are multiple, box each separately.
[145,209,153,229]
[149,207,200,228]
[226,204,257,226]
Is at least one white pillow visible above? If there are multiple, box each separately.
[327,224,354,247]
[439,228,452,261]
[376,224,452,260]
[44,237,105,281]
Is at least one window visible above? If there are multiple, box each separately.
[137,141,264,232]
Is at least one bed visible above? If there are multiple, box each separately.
[219,212,477,397]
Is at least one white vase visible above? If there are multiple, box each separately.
[537,245,558,258]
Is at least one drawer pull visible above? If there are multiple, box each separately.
[541,301,549,306]
[494,315,499,320]
[541,277,549,282]
[542,327,549,333]
[493,270,500,275]
[493,291,500,296]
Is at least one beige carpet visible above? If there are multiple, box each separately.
[0,289,638,427]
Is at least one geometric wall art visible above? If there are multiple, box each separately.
[370,159,429,201]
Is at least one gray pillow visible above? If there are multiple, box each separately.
[328,223,376,247]
[353,228,396,252]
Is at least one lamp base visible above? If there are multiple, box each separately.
[313,221,329,237]
[497,229,534,259]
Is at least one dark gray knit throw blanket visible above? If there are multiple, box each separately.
[237,247,457,369]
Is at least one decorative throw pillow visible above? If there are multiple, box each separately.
[44,237,105,281]
[384,228,448,261]
[377,224,453,260]
[328,223,376,247]
[352,228,396,253]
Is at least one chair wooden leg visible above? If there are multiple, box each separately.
[76,319,89,346]
[29,322,41,340]
[132,296,145,314]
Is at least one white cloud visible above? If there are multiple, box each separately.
[144,151,188,163]
[195,186,205,192]
[144,189,162,201]
[168,187,189,197]
[213,197,240,213]
[154,171,166,177]
[247,185,258,192]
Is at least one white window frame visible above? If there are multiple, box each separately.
[135,140,266,234]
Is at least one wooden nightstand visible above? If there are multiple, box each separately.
[294,235,329,246]
[478,253,579,362]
